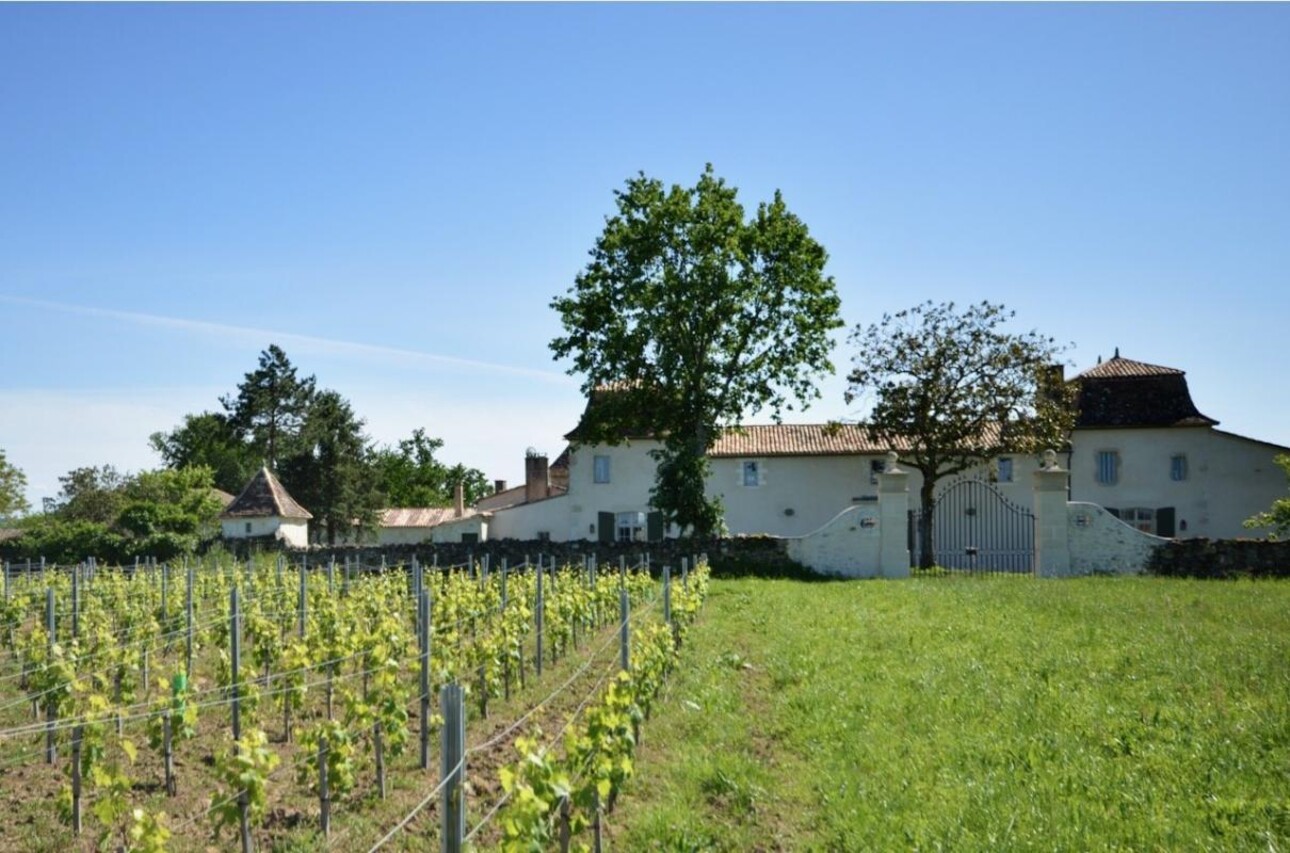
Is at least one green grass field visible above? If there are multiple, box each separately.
[608,577,1290,851]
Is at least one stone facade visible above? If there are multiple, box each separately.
[280,534,798,577]
[1147,538,1290,578]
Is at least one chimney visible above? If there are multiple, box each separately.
[453,481,464,518]
[493,479,507,495]
[525,454,549,504]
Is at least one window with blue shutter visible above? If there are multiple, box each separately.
[593,455,611,484]
[1096,451,1119,485]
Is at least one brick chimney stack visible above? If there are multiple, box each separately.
[525,454,549,504]
[453,481,464,518]
[493,479,507,495]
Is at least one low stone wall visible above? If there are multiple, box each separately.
[265,536,797,578]
[1066,502,1164,575]
[1147,538,1290,579]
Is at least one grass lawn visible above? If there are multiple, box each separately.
[608,577,1290,851]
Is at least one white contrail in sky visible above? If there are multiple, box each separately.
[0,293,576,385]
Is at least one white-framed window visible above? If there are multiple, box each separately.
[616,511,645,543]
[1096,451,1119,485]
[995,457,1014,483]
[245,522,252,535]
[1170,454,1188,482]
[593,455,611,484]
[742,460,761,487]
[869,459,885,485]
[1121,507,1155,534]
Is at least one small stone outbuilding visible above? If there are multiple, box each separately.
[220,467,312,547]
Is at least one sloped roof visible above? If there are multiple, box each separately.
[220,468,312,520]
[475,483,568,512]
[1073,355,1184,380]
[380,507,483,528]
[711,424,896,457]
[564,384,662,442]
[1073,354,1217,429]
[476,484,530,512]
[210,488,236,509]
[709,423,1009,457]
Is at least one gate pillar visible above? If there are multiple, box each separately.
[1034,450,1071,578]
[877,453,911,579]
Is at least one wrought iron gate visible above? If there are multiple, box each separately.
[908,477,1035,574]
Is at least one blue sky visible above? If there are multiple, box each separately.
[2,4,1288,506]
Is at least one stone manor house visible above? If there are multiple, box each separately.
[220,353,1288,552]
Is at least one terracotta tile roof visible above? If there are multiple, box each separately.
[1072,354,1216,428]
[710,424,908,457]
[380,507,481,528]
[1073,355,1184,380]
[220,468,312,520]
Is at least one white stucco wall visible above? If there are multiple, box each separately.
[221,516,309,548]
[785,505,883,577]
[710,455,878,537]
[506,440,1052,542]
[566,441,667,539]
[1066,502,1163,575]
[709,453,1046,537]
[1069,427,1287,539]
[488,495,577,541]
[376,516,489,545]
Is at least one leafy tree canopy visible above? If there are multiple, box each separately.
[551,165,842,536]
[5,465,223,563]
[220,344,316,470]
[279,390,381,545]
[51,465,130,524]
[845,300,1075,568]
[372,428,489,508]
[150,411,255,494]
[0,449,28,519]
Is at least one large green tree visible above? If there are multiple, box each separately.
[150,411,256,494]
[372,428,489,507]
[221,344,316,470]
[0,449,28,519]
[845,301,1076,569]
[280,390,381,545]
[5,465,223,563]
[51,465,130,524]
[551,165,842,536]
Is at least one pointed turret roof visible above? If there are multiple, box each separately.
[1073,354,1184,380]
[1073,354,1216,429]
[220,467,313,520]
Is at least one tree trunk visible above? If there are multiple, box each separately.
[918,478,937,569]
